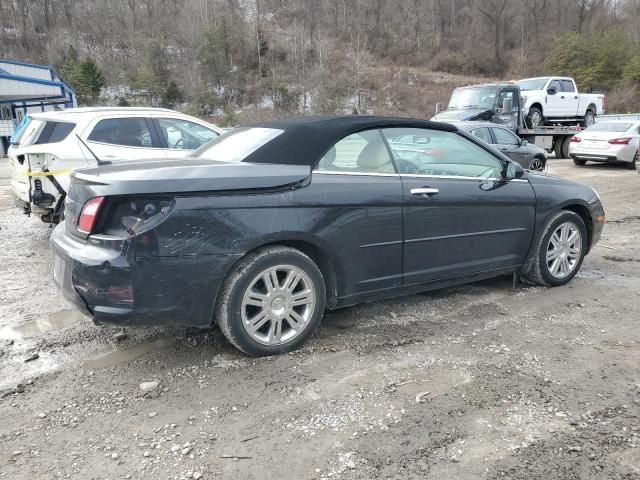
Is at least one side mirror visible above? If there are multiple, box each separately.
[504,160,525,180]
[547,87,557,95]
[435,103,442,115]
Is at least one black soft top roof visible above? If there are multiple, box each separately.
[243,115,458,166]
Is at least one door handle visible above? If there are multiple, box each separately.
[560,95,565,99]
[411,187,439,197]
[574,96,578,99]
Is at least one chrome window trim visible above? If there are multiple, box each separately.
[313,170,529,183]
[313,170,399,177]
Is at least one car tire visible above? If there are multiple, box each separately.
[528,156,546,171]
[582,110,595,128]
[573,158,587,166]
[627,151,638,170]
[521,211,588,287]
[526,107,544,128]
[215,246,326,357]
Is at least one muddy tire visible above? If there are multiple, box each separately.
[215,246,326,357]
[526,106,544,128]
[521,211,588,287]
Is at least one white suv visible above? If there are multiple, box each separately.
[9,107,223,222]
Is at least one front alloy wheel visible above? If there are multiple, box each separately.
[241,265,316,346]
[546,222,582,279]
[520,210,588,287]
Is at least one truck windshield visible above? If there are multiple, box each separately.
[517,78,549,91]
[447,87,497,110]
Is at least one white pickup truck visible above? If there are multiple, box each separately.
[517,77,604,128]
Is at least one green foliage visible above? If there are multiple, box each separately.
[623,54,640,84]
[197,24,230,87]
[223,104,237,126]
[162,80,183,108]
[546,28,634,92]
[55,46,105,105]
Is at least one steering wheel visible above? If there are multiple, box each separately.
[172,138,184,149]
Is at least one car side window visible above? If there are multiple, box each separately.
[156,118,219,150]
[315,129,395,174]
[561,80,575,93]
[470,127,492,144]
[496,91,514,111]
[381,127,503,179]
[88,118,153,147]
[491,127,520,146]
[549,80,562,92]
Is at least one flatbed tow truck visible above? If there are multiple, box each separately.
[431,82,586,158]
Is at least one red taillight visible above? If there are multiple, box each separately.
[608,137,631,145]
[78,196,105,234]
[570,136,582,143]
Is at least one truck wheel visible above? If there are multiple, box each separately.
[526,107,543,128]
[215,246,326,357]
[521,211,587,287]
[583,110,595,128]
[554,137,570,159]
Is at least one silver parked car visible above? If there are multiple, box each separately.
[453,122,548,171]
[569,120,640,169]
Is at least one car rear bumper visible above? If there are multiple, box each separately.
[49,222,239,328]
[569,143,637,163]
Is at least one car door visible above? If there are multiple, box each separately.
[380,127,536,284]
[490,126,528,166]
[152,117,221,157]
[561,79,580,117]
[84,116,164,161]
[296,129,404,298]
[546,79,564,117]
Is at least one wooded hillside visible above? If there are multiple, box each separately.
[2,0,640,122]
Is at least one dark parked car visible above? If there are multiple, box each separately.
[454,121,548,171]
[51,116,605,356]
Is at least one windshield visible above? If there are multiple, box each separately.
[517,78,549,91]
[191,127,283,162]
[447,87,497,110]
[584,122,633,133]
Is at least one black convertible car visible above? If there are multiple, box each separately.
[51,116,604,356]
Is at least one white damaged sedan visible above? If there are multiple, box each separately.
[569,120,640,169]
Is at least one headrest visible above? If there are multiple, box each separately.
[357,141,391,171]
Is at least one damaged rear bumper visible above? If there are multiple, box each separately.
[49,222,238,328]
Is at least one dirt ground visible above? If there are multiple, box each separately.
[0,158,639,480]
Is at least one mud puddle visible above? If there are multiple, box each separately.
[81,337,178,369]
[0,309,87,340]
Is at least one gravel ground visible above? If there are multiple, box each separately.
[0,158,639,480]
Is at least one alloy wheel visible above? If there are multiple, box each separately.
[546,222,582,279]
[529,158,545,171]
[241,265,316,346]
[529,111,542,127]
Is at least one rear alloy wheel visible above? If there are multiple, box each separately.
[526,107,543,128]
[215,246,325,356]
[521,211,587,287]
[528,156,546,171]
